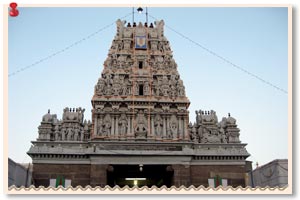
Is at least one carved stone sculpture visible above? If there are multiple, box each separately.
[116,19,126,39]
[161,76,169,96]
[155,20,165,39]
[135,110,148,138]
[42,109,57,123]
[154,114,163,137]
[103,114,112,137]
[97,118,103,136]
[54,124,61,141]
[170,115,178,139]
[66,126,73,141]
[118,114,128,136]
[73,126,80,141]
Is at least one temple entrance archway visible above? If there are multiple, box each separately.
[107,164,174,187]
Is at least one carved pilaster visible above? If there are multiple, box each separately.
[115,115,119,139]
[183,116,189,141]
[111,116,115,138]
[127,115,130,135]
[163,115,167,139]
[127,114,134,139]
[178,116,183,140]
[151,115,155,137]
[94,115,98,137]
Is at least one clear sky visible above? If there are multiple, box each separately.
[8,7,288,168]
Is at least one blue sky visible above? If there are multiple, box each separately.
[8,7,288,167]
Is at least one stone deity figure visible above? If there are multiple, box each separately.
[116,19,125,39]
[211,110,218,124]
[170,84,177,98]
[73,126,79,141]
[155,20,165,39]
[150,41,158,51]
[120,78,129,95]
[154,115,163,137]
[201,127,210,143]
[228,131,240,143]
[164,41,171,51]
[103,121,111,136]
[117,40,124,51]
[54,124,61,141]
[66,127,73,141]
[133,82,139,96]
[144,82,150,95]
[135,111,148,137]
[112,74,121,95]
[78,107,85,124]
[104,74,113,95]
[219,127,227,143]
[161,76,170,96]
[191,124,198,142]
[119,115,128,136]
[96,78,105,94]
[158,41,164,53]
[157,56,164,70]
[123,40,131,50]
[125,56,133,67]
[80,127,84,141]
[123,27,132,38]
[177,79,185,96]
[170,122,178,138]
[97,118,103,136]
[62,107,69,121]
[195,110,200,125]
[61,127,66,141]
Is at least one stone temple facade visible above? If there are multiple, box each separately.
[27,19,251,188]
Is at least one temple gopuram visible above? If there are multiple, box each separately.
[27,19,251,188]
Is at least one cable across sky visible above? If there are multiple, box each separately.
[8,11,287,95]
[149,14,288,95]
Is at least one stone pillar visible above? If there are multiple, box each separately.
[172,164,191,187]
[151,115,155,137]
[115,115,119,139]
[90,164,108,187]
[111,116,115,138]
[99,115,104,136]
[127,115,134,139]
[94,116,98,137]
[178,116,183,140]
[132,115,135,136]
[131,115,134,134]
[163,115,167,139]
[147,113,151,138]
[183,116,189,140]
[127,115,131,135]
[166,115,170,138]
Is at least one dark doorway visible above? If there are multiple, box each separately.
[139,61,143,69]
[107,165,174,187]
[139,85,144,96]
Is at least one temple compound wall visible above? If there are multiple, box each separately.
[27,19,251,188]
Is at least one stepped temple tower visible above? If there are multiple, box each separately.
[27,19,251,188]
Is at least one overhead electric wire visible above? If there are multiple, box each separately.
[8,12,132,78]
[9,12,288,95]
[149,14,287,95]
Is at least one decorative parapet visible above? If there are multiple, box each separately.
[37,108,92,142]
[191,111,241,144]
